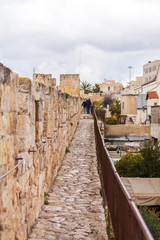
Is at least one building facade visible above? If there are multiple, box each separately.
[99,80,123,94]
[121,93,138,124]
[143,60,160,84]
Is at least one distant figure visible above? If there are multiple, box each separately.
[85,99,91,114]
[82,100,87,113]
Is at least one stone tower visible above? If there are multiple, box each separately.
[59,74,80,97]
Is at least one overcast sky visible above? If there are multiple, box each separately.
[0,0,160,86]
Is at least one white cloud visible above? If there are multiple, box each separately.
[0,0,160,86]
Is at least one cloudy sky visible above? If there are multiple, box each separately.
[0,0,160,86]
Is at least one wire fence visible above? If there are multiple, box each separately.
[94,110,153,240]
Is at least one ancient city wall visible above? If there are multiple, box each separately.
[0,64,81,240]
[59,74,80,97]
[105,124,150,137]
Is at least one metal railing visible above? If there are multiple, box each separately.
[0,142,47,181]
[94,111,153,240]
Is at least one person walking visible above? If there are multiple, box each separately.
[85,98,91,114]
[82,100,87,113]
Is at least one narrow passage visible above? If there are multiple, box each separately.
[28,117,107,240]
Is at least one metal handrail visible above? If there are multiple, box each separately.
[0,111,78,181]
[0,141,47,181]
[28,141,47,152]
[0,158,23,180]
[94,110,153,240]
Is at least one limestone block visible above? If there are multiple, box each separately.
[16,115,30,152]
[35,122,43,142]
[9,113,17,135]
[18,77,31,93]
[37,171,45,197]
[15,225,27,240]
[44,86,51,95]
[18,172,29,199]
[18,93,29,114]
[0,137,15,165]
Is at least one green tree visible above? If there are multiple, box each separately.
[92,84,100,93]
[115,143,160,178]
[109,100,121,123]
[94,101,102,109]
[139,207,160,240]
[140,144,160,177]
[80,81,92,94]
[115,152,145,177]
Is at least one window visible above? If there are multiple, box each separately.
[145,68,148,74]
[152,65,156,71]
[154,102,157,106]
[122,102,124,109]
[108,86,110,91]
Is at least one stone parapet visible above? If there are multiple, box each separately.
[33,73,56,87]
[0,63,81,239]
[59,74,80,97]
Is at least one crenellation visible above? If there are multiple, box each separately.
[33,73,56,87]
[59,74,80,97]
[0,63,81,239]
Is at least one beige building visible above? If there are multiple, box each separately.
[58,74,80,97]
[150,106,160,143]
[143,60,160,84]
[146,91,159,116]
[99,80,123,94]
[130,76,143,90]
[121,93,137,124]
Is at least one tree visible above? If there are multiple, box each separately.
[102,94,114,108]
[139,207,160,240]
[80,81,92,94]
[115,152,145,177]
[92,84,101,93]
[109,100,121,122]
[115,143,160,178]
[140,144,160,177]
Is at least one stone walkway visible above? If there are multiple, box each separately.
[28,117,107,240]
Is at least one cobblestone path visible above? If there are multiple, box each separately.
[28,118,107,240]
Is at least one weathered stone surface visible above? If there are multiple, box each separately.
[0,64,81,239]
[28,119,107,240]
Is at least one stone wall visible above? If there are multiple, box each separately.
[0,63,81,240]
[58,74,80,97]
[105,124,150,137]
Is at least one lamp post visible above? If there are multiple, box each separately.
[128,66,133,85]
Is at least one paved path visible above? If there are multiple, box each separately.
[28,118,107,240]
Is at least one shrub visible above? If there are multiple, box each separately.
[44,192,47,197]
[140,144,160,177]
[44,200,49,205]
[105,117,116,125]
[94,101,102,109]
[115,152,145,177]
[139,207,160,240]
[66,147,70,153]
[105,207,115,240]
[115,143,160,178]
[65,92,70,99]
